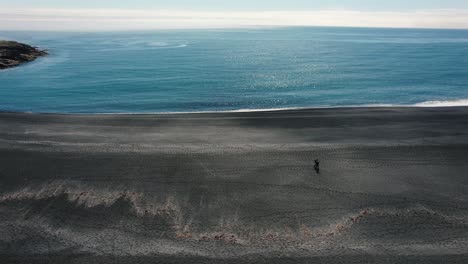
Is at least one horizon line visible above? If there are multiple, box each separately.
[2,25,468,33]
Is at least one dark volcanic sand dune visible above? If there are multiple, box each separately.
[0,107,468,263]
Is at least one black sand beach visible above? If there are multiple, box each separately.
[1,107,468,263]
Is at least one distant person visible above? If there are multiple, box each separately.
[314,159,320,174]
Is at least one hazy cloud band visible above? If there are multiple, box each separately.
[1,8,468,30]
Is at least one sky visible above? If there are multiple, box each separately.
[1,0,468,30]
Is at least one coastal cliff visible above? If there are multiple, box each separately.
[0,40,47,70]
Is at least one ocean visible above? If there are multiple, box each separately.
[1,27,468,113]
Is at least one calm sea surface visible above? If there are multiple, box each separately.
[1,27,468,113]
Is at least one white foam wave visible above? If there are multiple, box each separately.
[148,41,169,47]
[228,107,307,113]
[6,100,468,116]
[414,99,468,107]
[144,41,188,49]
[156,43,188,49]
[100,41,188,51]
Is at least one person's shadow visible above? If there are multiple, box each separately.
[314,159,320,174]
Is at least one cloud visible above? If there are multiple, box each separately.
[1,8,468,30]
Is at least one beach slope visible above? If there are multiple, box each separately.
[1,107,468,263]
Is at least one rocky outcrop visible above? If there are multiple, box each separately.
[0,40,48,70]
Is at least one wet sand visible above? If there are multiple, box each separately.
[1,107,468,263]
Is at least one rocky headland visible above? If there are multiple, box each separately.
[0,40,47,70]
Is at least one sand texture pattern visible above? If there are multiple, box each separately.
[0,107,468,263]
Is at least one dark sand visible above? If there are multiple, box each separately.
[1,107,468,263]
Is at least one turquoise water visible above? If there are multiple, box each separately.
[1,27,468,113]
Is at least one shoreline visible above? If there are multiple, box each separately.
[2,104,468,116]
[1,106,468,150]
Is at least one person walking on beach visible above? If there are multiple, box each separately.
[314,159,320,174]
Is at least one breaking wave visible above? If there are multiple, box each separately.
[414,99,468,107]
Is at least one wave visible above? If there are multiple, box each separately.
[413,99,468,107]
[217,101,468,113]
[94,41,188,51]
[125,40,188,49]
[147,42,188,48]
[2,99,468,115]
[229,100,468,113]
